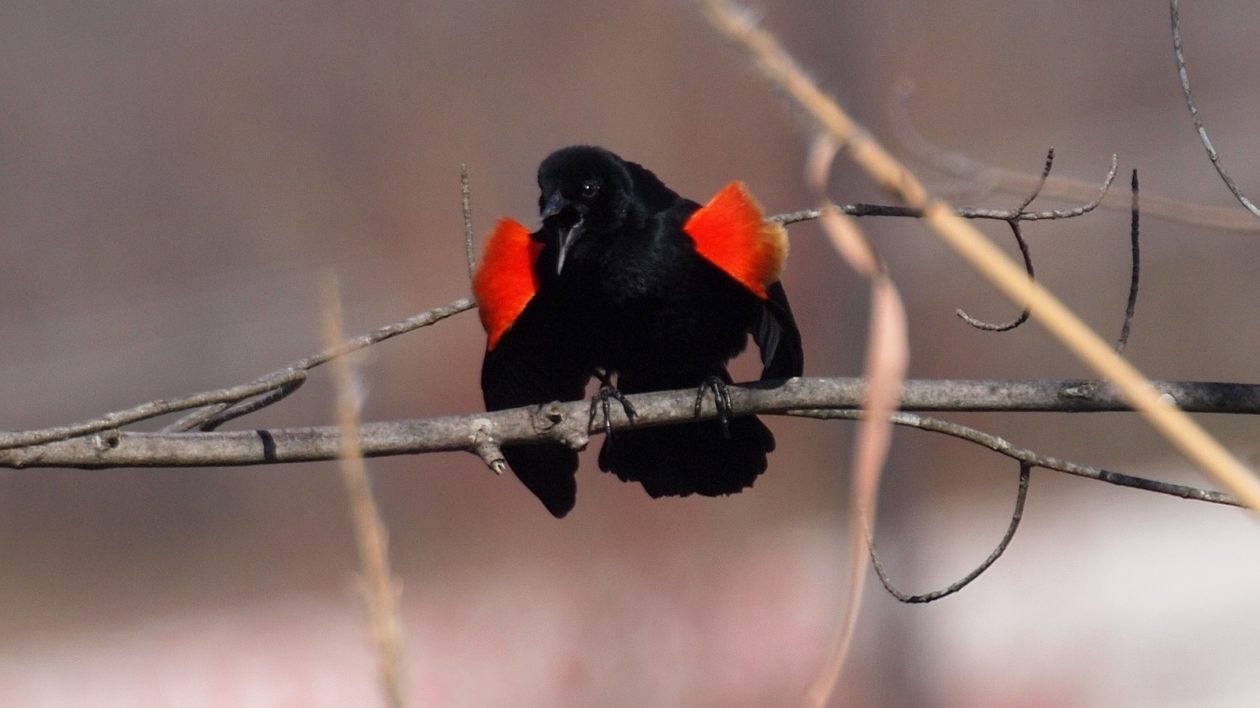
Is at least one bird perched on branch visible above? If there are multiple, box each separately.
[473,145,803,517]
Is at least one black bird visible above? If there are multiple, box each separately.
[473,145,803,517]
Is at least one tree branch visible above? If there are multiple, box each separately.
[1,377,1250,506]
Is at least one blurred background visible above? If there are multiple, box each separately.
[2,1,1260,705]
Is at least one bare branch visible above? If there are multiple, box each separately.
[3,377,1251,508]
[791,409,1238,507]
[869,463,1031,603]
[3,297,477,446]
[770,153,1117,226]
[956,153,1117,222]
[0,368,308,452]
[1170,0,1260,222]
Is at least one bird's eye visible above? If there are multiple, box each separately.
[579,180,600,198]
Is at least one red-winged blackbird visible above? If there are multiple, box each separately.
[473,146,802,517]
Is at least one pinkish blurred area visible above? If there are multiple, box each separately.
[3,2,1260,706]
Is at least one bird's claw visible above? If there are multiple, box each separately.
[694,376,734,439]
[588,373,637,437]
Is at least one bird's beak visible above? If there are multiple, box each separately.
[555,218,584,275]
[540,191,567,221]
[540,191,583,274]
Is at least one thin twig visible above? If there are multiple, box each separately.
[1,297,476,444]
[175,297,474,433]
[1116,170,1141,354]
[1015,148,1055,214]
[788,409,1236,506]
[190,380,307,433]
[949,153,1118,222]
[321,277,408,708]
[891,81,1260,233]
[770,154,1118,226]
[869,463,1031,603]
[1170,0,1260,221]
[462,163,476,279]
[0,368,308,451]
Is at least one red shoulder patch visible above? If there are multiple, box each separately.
[473,218,541,351]
[683,181,787,299]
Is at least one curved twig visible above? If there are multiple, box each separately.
[954,150,1049,331]
[869,462,1030,603]
[1170,0,1260,222]
[956,220,1034,332]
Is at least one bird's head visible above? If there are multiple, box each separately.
[535,145,636,274]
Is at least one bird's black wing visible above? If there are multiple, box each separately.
[481,291,590,518]
[754,280,804,381]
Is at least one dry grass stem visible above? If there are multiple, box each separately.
[321,276,409,708]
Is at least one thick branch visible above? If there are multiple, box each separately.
[3,377,1255,482]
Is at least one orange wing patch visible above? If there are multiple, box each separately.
[473,218,541,351]
[683,181,787,299]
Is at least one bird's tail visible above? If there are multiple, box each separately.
[597,414,775,498]
[504,445,579,518]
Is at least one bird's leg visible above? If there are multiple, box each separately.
[694,375,734,439]
[588,368,637,437]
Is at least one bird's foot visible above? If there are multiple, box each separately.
[694,375,734,439]
[588,370,637,437]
